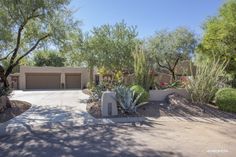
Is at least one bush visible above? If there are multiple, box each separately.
[87,82,95,90]
[186,57,228,104]
[130,85,149,103]
[90,83,106,101]
[215,88,236,113]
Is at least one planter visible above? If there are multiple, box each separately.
[149,88,189,101]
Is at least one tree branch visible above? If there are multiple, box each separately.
[157,60,170,70]
[172,57,180,71]
[8,8,41,66]
[165,58,172,70]
[14,34,50,67]
[0,50,14,61]
[5,34,50,76]
[9,23,25,66]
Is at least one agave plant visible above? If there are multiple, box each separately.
[114,85,147,113]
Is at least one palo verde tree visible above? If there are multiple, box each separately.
[197,0,236,87]
[0,0,79,88]
[59,30,83,66]
[81,35,99,86]
[90,21,139,73]
[148,27,197,81]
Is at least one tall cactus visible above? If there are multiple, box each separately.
[133,45,153,91]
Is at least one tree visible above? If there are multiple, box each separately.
[59,30,83,66]
[148,27,197,81]
[69,21,139,86]
[0,0,79,88]
[34,50,65,67]
[81,35,100,86]
[90,21,139,73]
[197,0,236,87]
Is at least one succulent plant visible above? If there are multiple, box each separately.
[114,85,147,113]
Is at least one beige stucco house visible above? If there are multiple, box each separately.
[9,66,99,90]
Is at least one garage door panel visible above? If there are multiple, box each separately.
[66,74,81,89]
[26,73,61,89]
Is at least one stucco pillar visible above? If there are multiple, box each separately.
[61,73,65,89]
[101,91,118,117]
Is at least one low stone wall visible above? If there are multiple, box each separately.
[149,88,189,101]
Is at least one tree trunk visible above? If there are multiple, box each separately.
[0,65,11,109]
[2,75,9,88]
[170,70,176,82]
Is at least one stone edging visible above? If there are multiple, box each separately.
[95,116,236,125]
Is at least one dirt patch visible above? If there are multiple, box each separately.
[87,101,143,118]
[87,101,162,118]
[136,102,161,117]
[159,94,236,119]
[0,100,31,123]
[87,94,236,119]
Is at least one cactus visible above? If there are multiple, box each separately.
[114,85,147,113]
[133,45,154,91]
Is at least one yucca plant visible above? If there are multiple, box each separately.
[114,85,147,113]
[186,56,228,104]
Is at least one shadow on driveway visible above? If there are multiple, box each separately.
[0,122,183,157]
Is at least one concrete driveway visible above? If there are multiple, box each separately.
[0,90,236,157]
[2,90,98,133]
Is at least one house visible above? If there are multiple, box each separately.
[8,66,98,90]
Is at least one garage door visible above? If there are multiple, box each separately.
[65,74,81,89]
[26,73,61,89]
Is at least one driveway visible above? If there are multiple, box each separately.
[1,120,236,157]
[0,90,236,157]
[2,90,98,134]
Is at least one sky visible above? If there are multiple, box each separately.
[69,0,225,38]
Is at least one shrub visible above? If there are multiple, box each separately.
[87,82,95,90]
[90,83,106,101]
[186,57,228,104]
[215,88,236,113]
[114,85,147,113]
[130,85,149,103]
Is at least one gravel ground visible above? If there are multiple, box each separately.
[0,100,31,123]
[87,94,236,120]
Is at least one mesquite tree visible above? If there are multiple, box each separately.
[0,0,79,88]
[148,27,197,81]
